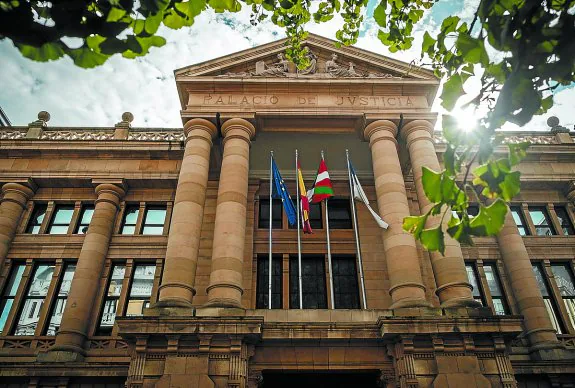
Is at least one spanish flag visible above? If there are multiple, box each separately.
[297,161,313,234]
[307,157,334,203]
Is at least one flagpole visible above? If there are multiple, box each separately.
[322,150,335,309]
[346,149,367,309]
[295,149,303,309]
[268,151,273,310]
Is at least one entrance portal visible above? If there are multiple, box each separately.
[261,371,380,388]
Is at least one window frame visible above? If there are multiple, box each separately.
[0,263,26,334]
[510,205,530,236]
[482,262,510,315]
[553,206,575,236]
[74,204,95,235]
[527,205,556,236]
[25,203,47,234]
[47,204,76,235]
[119,204,140,235]
[331,255,360,309]
[141,205,168,235]
[465,262,486,307]
[255,254,283,309]
[5,260,74,337]
[258,198,283,229]
[326,197,353,230]
[93,259,161,337]
[289,255,328,309]
[549,262,575,334]
[532,262,566,334]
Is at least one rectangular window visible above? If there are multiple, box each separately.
[510,206,529,236]
[14,264,55,335]
[332,255,360,309]
[97,265,126,335]
[533,263,564,334]
[45,264,76,335]
[120,205,139,235]
[256,255,282,309]
[327,198,352,229]
[289,201,323,230]
[465,263,484,306]
[554,207,575,236]
[528,206,556,236]
[550,263,575,331]
[141,206,167,235]
[289,255,327,309]
[75,205,94,234]
[259,199,283,229]
[0,264,26,332]
[48,205,75,234]
[483,264,509,315]
[125,265,155,316]
[26,204,47,234]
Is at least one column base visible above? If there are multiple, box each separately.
[390,298,433,309]
[440,297,482,309]
[529,346,575,361]
[203,298,243,309]
[145,299,195,317]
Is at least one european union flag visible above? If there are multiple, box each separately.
[271,157,297,226]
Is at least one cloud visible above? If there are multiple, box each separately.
[0,0,572,132]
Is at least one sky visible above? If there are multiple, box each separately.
[0,0,573,131]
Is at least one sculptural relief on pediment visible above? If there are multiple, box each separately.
[212,47,403,79]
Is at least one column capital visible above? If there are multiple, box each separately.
[221,118,256,145]
[1,180,37,208]
[400,119,435,144]
[93,180,127,208]
[184,118,218,144]
[363,120,398,146]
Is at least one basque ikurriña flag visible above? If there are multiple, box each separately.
[297,161,313,233]
[271,157,297,226]
[307,157,334,203]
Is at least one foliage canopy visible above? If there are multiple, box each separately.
[2,0,574,252]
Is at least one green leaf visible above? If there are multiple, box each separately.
[403,214,428,239]
[421,167,443,203]
[508,142,530,166]
[373,1,387,27]
[421,226,445,254]
[443,146,456,175]
[422,31,435,53]
[106,7,127,22]
[441,74,465,111]
[469,199,507,236]
[456,33,488,65]
[67,46,109,68]
[498,171,521,201]
[17,42,65,62]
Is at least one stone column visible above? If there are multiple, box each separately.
[401,120,477,308]
[205,118,255,308]
[48,182,126,360]
[364,120,430,308]
[157,118,217,307]
[497,209,559,350]
[0,180,36,268]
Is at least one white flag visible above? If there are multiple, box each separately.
[350,163,389,229]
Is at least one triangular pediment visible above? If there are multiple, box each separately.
[174,34,436,81]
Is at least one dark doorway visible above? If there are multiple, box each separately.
[262,371,380,388]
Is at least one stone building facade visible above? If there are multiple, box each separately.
[0,34,575,387]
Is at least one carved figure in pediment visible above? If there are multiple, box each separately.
[325,53,364,77]
[253,53,289,77]
[297,47,318,75]
[367,72,402,79]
